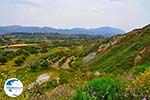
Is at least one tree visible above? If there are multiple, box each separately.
[41,60,49,69]
[0,55,7,64]
[30,64,38,72]
[14,55,25,66]
[27,47,39,54]
[30,62,40,72]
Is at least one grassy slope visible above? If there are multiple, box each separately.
[86,29,150,74]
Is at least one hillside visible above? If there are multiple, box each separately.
[0,25,150,100]
[85,24,150,73]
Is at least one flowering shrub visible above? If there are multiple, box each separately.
[125,69,150,99]
[73,76,125,100]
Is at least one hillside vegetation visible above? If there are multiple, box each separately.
[0,25,150,100]
[86,25,150,74]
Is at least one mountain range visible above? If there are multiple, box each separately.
[0,25,125,36]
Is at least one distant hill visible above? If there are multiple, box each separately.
[85,24,150,73]
[0,25,125,36]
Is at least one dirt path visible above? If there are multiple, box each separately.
[51,57,65,68]
[61,56,76,69]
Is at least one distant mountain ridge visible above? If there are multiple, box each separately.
[0,25,125,36]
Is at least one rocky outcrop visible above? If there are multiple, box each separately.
[46,85,74,100]
[134,54,142,66]
[134,46,150,66]
[36,73,50,85]
[98,43,111,52]
[127,29,142,37]
[142,24,150,30]
[127,24,150,37]
[28,72,57,89]
[98,24,150,53]
[98,35,126,52]
[94,71,101,76]
[83,52,96,63]
[110,35,126,45]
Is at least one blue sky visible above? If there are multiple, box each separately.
[0,0,150,31]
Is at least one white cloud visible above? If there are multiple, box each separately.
[0,0,149,30]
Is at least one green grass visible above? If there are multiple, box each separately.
[131,64,150,75]
[73,76,125,100]
[86,31,150,73]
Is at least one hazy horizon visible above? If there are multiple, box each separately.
[0,0,150,31]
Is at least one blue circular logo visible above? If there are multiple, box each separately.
[4,78,23,97]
